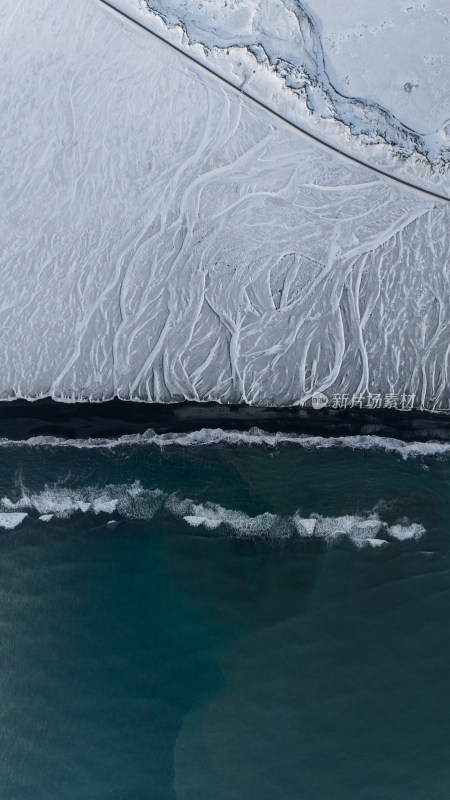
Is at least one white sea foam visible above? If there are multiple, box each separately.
[178,500,284,537]
[0,512,28,530]
[183,515,223,530]
[0,428,448,459]
[92,498,118,515]
[312,515,386,544]
[360,538,388,549]
[293,517,317,537]
[0,483,163,521]
[0,482,426,547]
[388,523,426,541]
[169,502,424,546]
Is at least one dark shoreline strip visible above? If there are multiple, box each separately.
[0,399,448,442]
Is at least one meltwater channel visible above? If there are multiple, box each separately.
[0,407,449,799]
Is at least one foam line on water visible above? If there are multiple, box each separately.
[0,428,448,459]
[0,482,425,546]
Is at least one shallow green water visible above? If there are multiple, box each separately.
[0,438,449,799]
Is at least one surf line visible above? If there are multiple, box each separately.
[96,0,449,204]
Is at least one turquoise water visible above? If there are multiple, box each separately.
[0,436,449,799]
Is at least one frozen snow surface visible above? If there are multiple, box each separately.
[307,0,450,134]
[1,0,449,408]
[133,0,450,190]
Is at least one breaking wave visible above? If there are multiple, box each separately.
[0,428,448,459]
[0,481,425,547]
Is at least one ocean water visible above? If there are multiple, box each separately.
[0,430,449,799]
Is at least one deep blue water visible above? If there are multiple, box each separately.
[0,434,449,799]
